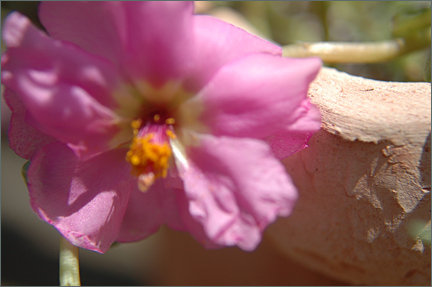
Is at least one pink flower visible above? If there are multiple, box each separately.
[1,2,321,253]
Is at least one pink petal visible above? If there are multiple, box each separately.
[166,185,222,249]
[122,2,194,86]
[39,1,128,70]
[117,178,219,249]
[179,134,298,251]
[116,180,177,242]
[266,101,322,159]
[266,132,311,160]
[3,88,56,160]
[194,54,322,139]
[27,142,133,253]
[184,15,282,92]
[1,89,12,134]
[1,12,123,159]
[39,1,194,87]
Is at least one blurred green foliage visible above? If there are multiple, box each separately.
[223,1,431,82]
[2,1,431,82]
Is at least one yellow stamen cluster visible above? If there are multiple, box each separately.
[126,133,172,176]
[126,119,172,192]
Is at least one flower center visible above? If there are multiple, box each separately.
[125,115,176,192]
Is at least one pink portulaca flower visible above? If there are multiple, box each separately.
[1,2,321,253]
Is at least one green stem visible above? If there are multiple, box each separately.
[59,236,81,286]
[283,27,431,63]
[393,8,431,38]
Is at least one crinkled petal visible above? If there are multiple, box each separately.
[184,15,282,92]
[39,1,194,87]
[188,54,321,139]
[179,134,298,251]
[166,185,222,249]
[3,88,56,159]
[1,12,124,159]
[27,142,133,253]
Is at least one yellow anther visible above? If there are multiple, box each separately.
[130,155,141,166]
[131,119,142,130]
[166,129,177,139]
[153,114,160,122]
[165,118,175,125]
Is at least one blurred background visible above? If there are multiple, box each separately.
[1,1,430,286]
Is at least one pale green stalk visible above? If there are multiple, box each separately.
[59,236,81,286]
[283,27,431,63]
